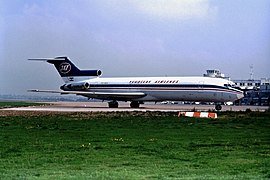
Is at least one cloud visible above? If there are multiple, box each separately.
[130,0,217,21]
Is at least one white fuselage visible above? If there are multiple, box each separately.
[79,76,243,102]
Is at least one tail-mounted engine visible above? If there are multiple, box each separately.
[60,82,90,91]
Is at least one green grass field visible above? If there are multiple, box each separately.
[0,101,44,109]
[0,111,269,179]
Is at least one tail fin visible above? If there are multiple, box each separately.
[29,56,102,83]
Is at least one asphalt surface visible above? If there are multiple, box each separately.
[2,102,269,112]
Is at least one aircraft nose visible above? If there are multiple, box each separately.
[237,92,245,100]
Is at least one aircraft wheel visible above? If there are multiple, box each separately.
[215,104,222,111]
[130,101,140,108]
[108,101,119,108]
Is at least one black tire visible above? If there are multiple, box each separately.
[130,101,140,108]
[215,104,222,111]
[108,101,119,108]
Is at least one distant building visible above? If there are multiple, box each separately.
[232,79,270,106]
[233,79,261,90]
[233,78,269,90]
[261,78,270,85]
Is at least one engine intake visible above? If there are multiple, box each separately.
[60,82,90,91]
[79,70,102,76]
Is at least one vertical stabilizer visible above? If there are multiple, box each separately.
[28,57,102,83]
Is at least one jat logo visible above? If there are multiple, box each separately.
[59,63,71,74]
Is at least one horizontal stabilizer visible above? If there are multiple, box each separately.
[28,58,66,61]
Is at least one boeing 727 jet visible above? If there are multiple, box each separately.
[28,57,244,110]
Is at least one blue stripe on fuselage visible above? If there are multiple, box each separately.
[86,84,242,94]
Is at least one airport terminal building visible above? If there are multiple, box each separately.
[234,80,270,106]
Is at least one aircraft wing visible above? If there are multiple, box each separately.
[28,89,146,100]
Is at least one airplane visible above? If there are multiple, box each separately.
[28,56,244,110]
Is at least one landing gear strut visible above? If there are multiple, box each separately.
[130,101,140,108]
[215,104,222,111]
[108,101,119,108]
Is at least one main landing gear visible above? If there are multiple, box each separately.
[107,101,141,108]
[130,101,140,108]
[108,101,119,108]
[215,104,222,111]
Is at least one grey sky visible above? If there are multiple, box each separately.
[1,0,270,95]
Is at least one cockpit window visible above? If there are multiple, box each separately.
[224,84,232,88]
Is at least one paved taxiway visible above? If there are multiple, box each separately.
[2,102,269,112]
